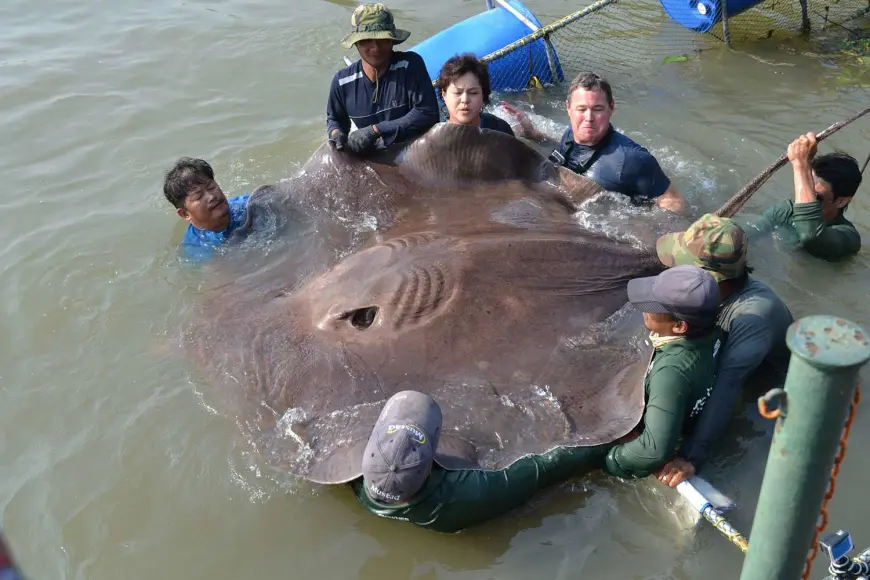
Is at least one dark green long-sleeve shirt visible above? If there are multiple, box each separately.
[604,331,721,479]
[351,443,611,533]
[749,199,860,261]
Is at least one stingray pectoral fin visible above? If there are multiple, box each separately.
[603,350,651,440]
[557,166,604,204]
[433,434,480,471]
[228,185,277,240]
[306,438,369,484]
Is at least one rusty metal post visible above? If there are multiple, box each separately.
[739,315,870,580]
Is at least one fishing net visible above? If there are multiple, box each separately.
[471,0,870,93]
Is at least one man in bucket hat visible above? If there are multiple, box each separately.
[603,265,722,480]
[349,390,614,533]
[326,3,439,156]
[650,214,793,488]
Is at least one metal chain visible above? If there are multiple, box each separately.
[801,385,862,580]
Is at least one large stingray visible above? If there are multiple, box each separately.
[183,123,691,484]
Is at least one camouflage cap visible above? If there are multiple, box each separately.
[655,213,748,282]
[341,3,411,49]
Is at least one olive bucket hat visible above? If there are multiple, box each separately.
[341,3,411,49]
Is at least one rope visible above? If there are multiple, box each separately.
[478,0,618,64]
[701,505,750,552]
[715,106,870,219]
[801,385,862,580]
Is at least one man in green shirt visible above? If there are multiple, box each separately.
[652,216,793,489]
[749,132,862,261]
[351,390,614,533]
[350,267,722,532]
[604,265,723,480]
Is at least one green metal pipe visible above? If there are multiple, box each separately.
[739,315,870,580]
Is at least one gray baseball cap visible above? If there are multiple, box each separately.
[361,391,442,504]
[627,264,720,326]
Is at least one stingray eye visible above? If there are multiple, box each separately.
[339,306,379,330]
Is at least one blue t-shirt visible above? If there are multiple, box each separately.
[548,125,670,202]
[180,194,250,260]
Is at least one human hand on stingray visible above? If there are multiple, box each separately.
[329,128,348,151]
[346,126,380,155]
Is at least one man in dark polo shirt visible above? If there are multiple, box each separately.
[326,3,439,157]
[505,72,685,213]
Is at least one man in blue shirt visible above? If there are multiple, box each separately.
[326,3,439,157]
[504,72,685,213]
[162,157,250,260]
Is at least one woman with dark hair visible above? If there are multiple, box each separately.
[434,53,515,136]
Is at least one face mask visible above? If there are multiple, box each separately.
[649,331,685,349]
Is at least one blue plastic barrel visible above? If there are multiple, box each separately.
[659,0,766,32]
[407,0,564,92]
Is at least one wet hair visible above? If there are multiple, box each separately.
[434,53,492,105]
[567,72,614,105]
[163,157,215,209]
[812,152,862,200]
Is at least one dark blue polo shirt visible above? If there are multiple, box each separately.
[480,112,515,136]
[326,50,439,147]
[548,125,671,201]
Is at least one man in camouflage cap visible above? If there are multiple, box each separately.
[651,214,794,489]
[655,213,748,283]
[326,3,438,156]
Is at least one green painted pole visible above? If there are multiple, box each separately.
[739,315,870,580]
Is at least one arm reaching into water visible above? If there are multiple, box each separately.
[654,185,685,213]
[352,444,610,533]
[604,366,692,479]
[619,149,685,213]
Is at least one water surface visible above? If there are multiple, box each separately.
[1,1,869,578]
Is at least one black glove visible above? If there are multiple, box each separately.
[346,126,380,155]
[329,129,347,151]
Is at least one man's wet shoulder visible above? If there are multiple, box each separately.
[394,50,426,65]
[719,276,792,326]
[608,129,652,155]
